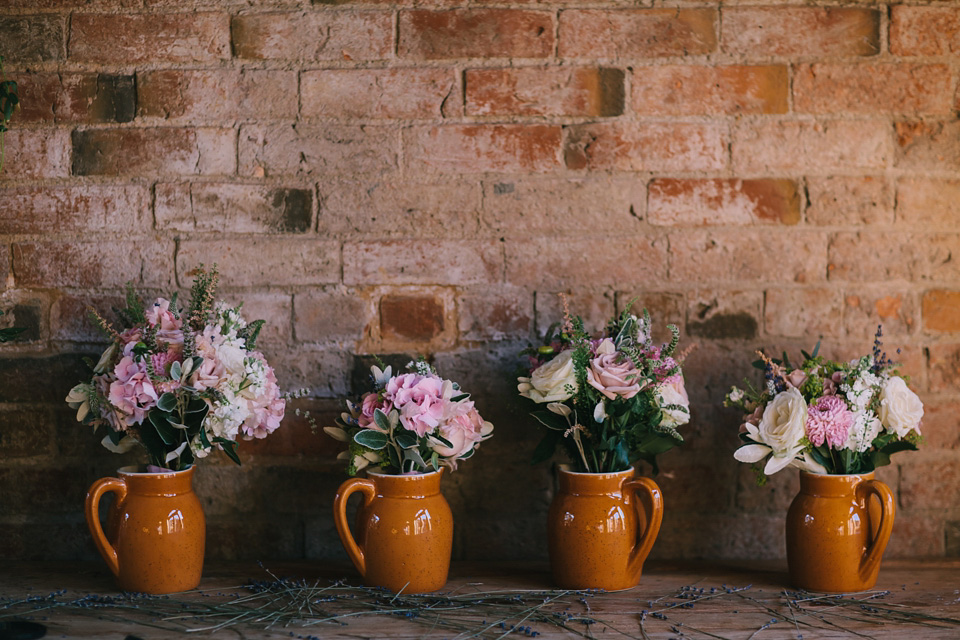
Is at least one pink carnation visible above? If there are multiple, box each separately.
[108,356,159,426]
[385,373,446,437]
[805,395,854,448]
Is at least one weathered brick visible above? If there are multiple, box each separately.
[221,291,292,349]
[320,179,481,238]
[919,398,960,450]
[178,239,340,287]
[70,13,230,63]
[648,179,799,227]
[806,176,894,226]
[482,176,643,237]
[243,399,342,459]
[929,344,960,393]
[381,293,447,342]
[458,286,532,342]
[923,290,960,333]
[294,288,374,343]
[344,240,501,286]
[0,185,149,234]
[887,514,945,558]
[399,9,553,60]
[688,290,762,340]
[155,183,312,233]
[51,293,124,343]
[722,7,880,58]
[765,287,844,339]
[949,521,960,557]
[404,125,563,174]
[71,128,236,177]
[670,230,827,284]
[2,299,45,343]
[302,68,454,120]
[13,242,173,289]
[901,454,960,510]
[466,67,624,117]
[0,409,53,458]
[794,63,953,116]
[732,120,890,173]
[898,178,960,229]
[891,6,960,56]
[271,346,350,398]
[2,129,70,179]
[896,120,960,171]
[15,73,136,124]
[535,289,615,337]
[633,65,787,116]
[232,11,392,61]
[658,457,737,512]
[506,237,667,289]
[736,464,798,513]
[239,124,396,178]
[614,291,685,343]
[844,289,917,338]
[0,354,93,403]
[565,122,726,172]
[205,517,303,560]
[0,15,65,62]
[829,233,960,283]
[558,9,716,59]
[138,70,297,122]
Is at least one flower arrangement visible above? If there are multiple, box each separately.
[66,265,286,471]
[324,360,494,475]
[517,299,691,474]
[725,328,922,479]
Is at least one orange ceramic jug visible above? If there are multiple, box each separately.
[334,469,452,593]
[85,465,205,594]
[786,471,895,592]
[548,466,663,590]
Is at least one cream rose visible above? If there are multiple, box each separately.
[586,338,642,400]
[518,349,577,403]
[878,376,923,437]
[735,387,808,475]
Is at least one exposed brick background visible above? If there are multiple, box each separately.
[1,0,957,566]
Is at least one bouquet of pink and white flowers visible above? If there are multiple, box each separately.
[66,266,286,471]
[518,300,691,474]
[325,360,494,475]
[725,328,922,479]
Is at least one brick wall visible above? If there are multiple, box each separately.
[1,0,958,564]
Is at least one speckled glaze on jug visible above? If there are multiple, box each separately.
[85,466,205,594]
[786,471,895,593]
[548,466,663,591]
[334,469,452,593]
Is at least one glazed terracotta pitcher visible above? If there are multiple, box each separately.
[786,471,895,592]
[334,469,453,593]
[85,465,205,594]
[548,466,663,590]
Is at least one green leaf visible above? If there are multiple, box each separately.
[531,431,561,465]
[395,431,418,449]
[157,392,177,413]
[373,409,390,432]
[148,412,178,445]
[185,397,208,414]
[354,429,389,450]
[170,360,182,381]
[214,437,241,466]
[431,433,454,449]
[404,448,428,470]
[430,451,440,472]
[530,410,568,431]
[138,420,167,463]
[450,393,470,402]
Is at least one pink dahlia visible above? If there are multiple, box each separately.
[805,395,854,448]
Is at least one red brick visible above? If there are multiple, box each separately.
[929,344,960,393]
[732,120,890,173]
[399,9,554,60]
[0,15,65,62]
[722,7,879,58]
[239,124,397,178]
[14,73,136,124]
[891,6,960,56]
[898,178,960,229]
[901,454,960,510]
[232,11,392,61]
[301,69,454,120]
[177,239,340,287]
[138,70,297,122]
[829,233,960,283]
[670,230,827,284]
[843,289,917,338]
[896,120,960,171]
[506,236,668,289]
[1,129,70,179]
[688,289,761,340]
[633,65,787,116]
[482,176,643,236]
[918,398,960,450]
[765,287,844,339]
[565,122,726,172]
[465,67,624,117]
[535,289,615,338]
[0,185,149,234]
[0,409,54,458]
[458,286,533,342]
[922,290,960,333]
[404,124,562,174]
[155,183,312,233]
[806,176,894,226]
[794,63,953,116]
[648,179,799,227]
[294,288,374,343]
[343,240,502,286]
[381,293,446,342]
[12,241,174,289]
[71,128,235,177]
[70,13,229,63]
[558,9,716,59]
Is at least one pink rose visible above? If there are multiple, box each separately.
[586,338,642,400]
[740,405,764,434]
[108,356,159,426]
[357,392,392,431]
[784,370,808,390]
[189,356,223,392]
[431,408,486,458]
[146,298,181,332]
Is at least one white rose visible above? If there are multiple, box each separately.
[735,387,807,475]
[657,375,690,428]
[217,344,247,378]
[518,350,577,403]
[878,376,923,437]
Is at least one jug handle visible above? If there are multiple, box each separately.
[626,476,664,579]
[84,477,128,578]
[858,479,895,583]
[333,477,377,577]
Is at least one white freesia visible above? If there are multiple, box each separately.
[736,387,808,475]
[518,350,577,403]
[878,376,923,437]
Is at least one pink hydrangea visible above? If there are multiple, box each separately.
[805,395,854,448]
[241,359,285,439]
[108,356,159,426]
[385,373,446,437]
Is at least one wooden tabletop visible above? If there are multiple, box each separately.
[1,560,959,639]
